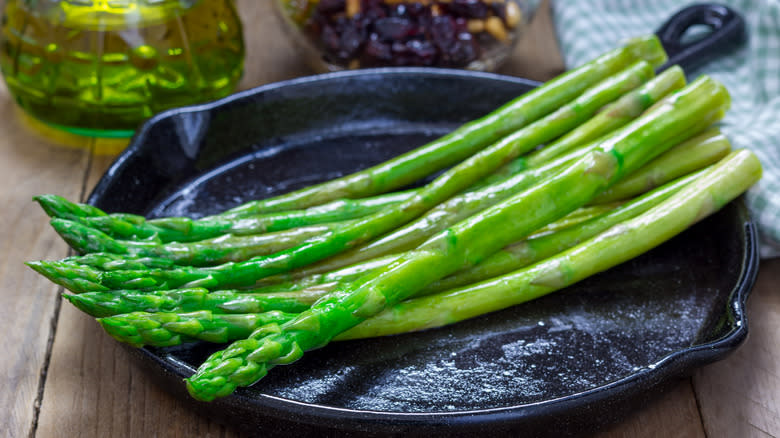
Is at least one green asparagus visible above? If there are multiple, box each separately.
[99,310,298,348]
[92,148,758,350]
[87,158,717,349]
[217,36,667,215]
[337,149,762,339]
[29,122,729,295]
[591,128,732,203]
[66,287,328,317]
[422,169,704,293]
[64,204,618,319]
[184,76,730,401]
[72,61,657,292]
[478,65,686,187]
[49,220,336,266]
[35,190,417,243]
[282,105,724,279]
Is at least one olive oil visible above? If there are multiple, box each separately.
[1,0,244,137]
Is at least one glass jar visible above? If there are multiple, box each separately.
[0,0,245,138]
[275,0,531,72]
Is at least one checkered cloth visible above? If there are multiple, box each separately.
[551,0,780,257]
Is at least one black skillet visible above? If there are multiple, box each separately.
[87,4,753,437]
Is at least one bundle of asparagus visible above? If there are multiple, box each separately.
[27,35,762,403]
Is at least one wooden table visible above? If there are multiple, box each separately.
[3,1,778,437]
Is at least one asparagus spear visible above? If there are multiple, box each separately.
[184,77,730,401]
[422,169,704,293]
[30,124,728,294]
[92,148,759,350]
[35,190,417,243]
[591,128,732,203]
[26,260,109,293]
[301,67,687,272]
[49,220,336,266]
[218,36,667,215]
[337,149,762,339]
[35,36,666,235]
[477,66,686,187]
[237,128,729,289]
[38,65,683,247]
[66,287,324,317]
[27,260,116,293]
[63,252,176,271]
[65,204,617,318]
[98,310,298,348]
[81,165,701,343]
[60,61,656,292]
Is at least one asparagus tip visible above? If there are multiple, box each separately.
[50,218,128,255]
[33,194,66,218]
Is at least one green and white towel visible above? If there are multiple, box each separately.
[552,0,780,257]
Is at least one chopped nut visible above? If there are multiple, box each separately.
[349,59,361,69]
[467,19,485,33]
[485,16,508,42]
[505,1,523,28]
[346,0,360,17]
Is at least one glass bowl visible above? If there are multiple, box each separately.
[274,0,532,72]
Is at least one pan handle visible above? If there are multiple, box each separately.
[655,3,747,73]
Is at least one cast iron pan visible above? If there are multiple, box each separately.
[87,4,753,437]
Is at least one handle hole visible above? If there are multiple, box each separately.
[680,24,715,45]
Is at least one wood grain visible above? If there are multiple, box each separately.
[694,257,780,438]
[35,154,239,438]
[4,1,777,437]
[597,381,705,438]
[34,1,311,436]
[499,0,566,81]
[0,81,92,437]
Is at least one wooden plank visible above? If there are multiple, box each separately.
[694,258,780,437]
[35,154,243,438]
[0,85,92,437]
[235,0,312,89]
[597,380,705,438]
[499,0,567,81]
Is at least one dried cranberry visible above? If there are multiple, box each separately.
[430,15,457,51]
[454,17,468,33]
[361,0,387,20]
[448,0,489,19]
[448,32,479,65]
[318,0,345,14]
[363,39,393,61]
[390,41,408,54]
[406,39,437,65]
[373,17,416,41]
[338,22,366,59]
[321,25,341,52]
[391,3,408,17]
[405,2,427,18]
[308,0,495,68]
